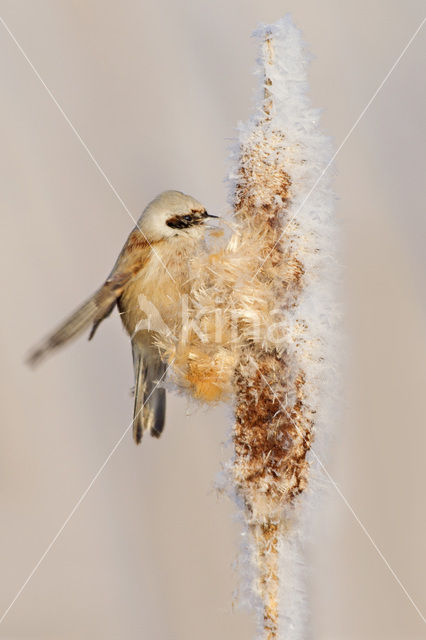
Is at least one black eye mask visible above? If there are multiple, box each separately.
[166,210,217,229]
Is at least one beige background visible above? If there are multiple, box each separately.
[1,1,425,639]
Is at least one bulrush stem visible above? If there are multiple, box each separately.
[252,521,280,639]
[232,27,313,638]
[159,16,335,639]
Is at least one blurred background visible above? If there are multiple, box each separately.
[0,1,425,638]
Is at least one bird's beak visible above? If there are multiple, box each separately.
[203,212,220,229]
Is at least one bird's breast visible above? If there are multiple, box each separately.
[118,237,196,340]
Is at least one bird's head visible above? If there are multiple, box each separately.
[137,190,218,242]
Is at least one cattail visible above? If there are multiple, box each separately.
[157,14,337,639]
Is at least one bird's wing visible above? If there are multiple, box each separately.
[27,230,148,366]
[131,340,167,444]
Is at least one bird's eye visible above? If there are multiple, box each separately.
[183,215,192,221]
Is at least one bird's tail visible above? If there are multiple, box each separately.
[132,341,166,444]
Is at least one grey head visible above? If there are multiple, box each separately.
[137,190,217,241]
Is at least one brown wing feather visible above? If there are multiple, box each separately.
[27,230,149,367]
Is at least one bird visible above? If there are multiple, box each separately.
[27,190,218,444]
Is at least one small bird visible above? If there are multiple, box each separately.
[28,190,217,444]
